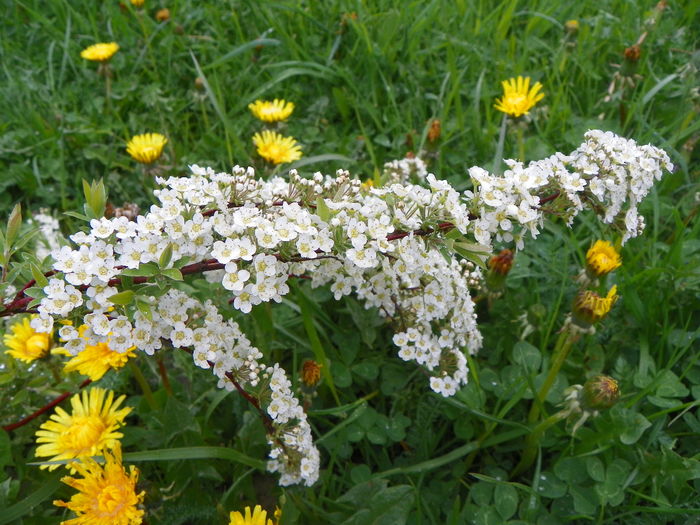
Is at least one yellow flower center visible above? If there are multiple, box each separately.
[59,416,108,454]
[95,485,127,515]
[25,334,50,357]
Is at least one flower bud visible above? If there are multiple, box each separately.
[565,19,579,33]
[300,360,322,388]
[427,119,441,143]
[572,285,618,327]
[583,375,620,410]
[156,8,170,22]
[486,249,514,290]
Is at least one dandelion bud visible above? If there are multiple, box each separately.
[427,119,441,143]
[156,8,170,22]
[624,44,641,63]
[194,76,205,91]
[586,240,621,277]
[300,360,322,388]
[572,285,618,327]
[485,249,514,291]
[489,249,514,276]
[583,375,620,410]
[564,20,579,33]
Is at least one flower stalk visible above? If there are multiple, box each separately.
[528,325,578,424]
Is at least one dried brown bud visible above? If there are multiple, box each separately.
[156,8,170,22]
[624,45,641,63]
[488,249,514,276]
[583,375,620,410]
[427,119,441,143]
[301,360,322,388]
[114,202,141,221]
[486,249,514,291]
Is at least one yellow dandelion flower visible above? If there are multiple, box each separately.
[56,326,137,381]
[130,0,145,6]
[253,130,302,165]
[573,285,619,326]
[494,76,545,118]
[3,316,52,363]
[586,240,621,277]
[248,99,295,122]
[126,133,168,164]
[80,43,119,63]
[54,443,145,525]
[229,505,275,525]
[35,388,132,471]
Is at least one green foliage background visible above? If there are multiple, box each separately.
[0,0,699,523]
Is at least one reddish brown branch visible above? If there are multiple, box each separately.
[2,378,92,432]
[179,347,274,434]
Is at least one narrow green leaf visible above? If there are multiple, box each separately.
[63,210,91,222]
[296,287,340,404]
[0,476,62,525]
[374,441,479,478]
[287,153,353,170]
[122,446,266,470]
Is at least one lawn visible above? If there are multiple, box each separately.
[0,0,699,524]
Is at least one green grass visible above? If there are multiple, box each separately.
[0,0,699,523]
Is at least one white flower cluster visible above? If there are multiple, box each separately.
[26,130,671,485]
[467,130,673,248]
[32,210,64,261]
[382,155,428,183]
[264,363,320,486]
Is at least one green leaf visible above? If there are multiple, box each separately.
[587,457,605,482]
[316,197,331,222]
[159,243,173,269]
[108,290,135,305]
[297,286,340,403]
[123,446,266,470]
[136,298,153,321]
[161,268,183,281]
[0,429,11,470]
[30,263,48,287]
[121,263,160,277]
[0,476,62,525]
[494,484,518,520]
[536,471,567,498]
[24,286,46,299]
[5,203,22,246]
[63,210,91,222]
[512,341,542,372]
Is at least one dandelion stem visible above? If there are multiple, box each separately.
[517,124,525,162]
[528,326,577,424]
[103,67,112,115]
[492,114,508,175]
[129,360,157,410]
[511,411,566,477]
